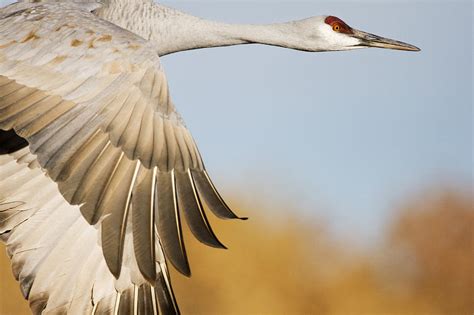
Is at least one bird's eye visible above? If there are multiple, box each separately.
[325,17,354,34]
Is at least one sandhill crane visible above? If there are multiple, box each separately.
[0,0,419,314]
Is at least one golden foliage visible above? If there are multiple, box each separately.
[386,191,473,315]
[0,189,472,315]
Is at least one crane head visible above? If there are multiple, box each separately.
[319,15,420,52]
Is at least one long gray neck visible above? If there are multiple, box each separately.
[155,18,306,56]
[96,0,312,56]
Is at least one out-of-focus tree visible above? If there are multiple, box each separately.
[170,206,337,315]
[385,190,473,315]
[172,190,473,315]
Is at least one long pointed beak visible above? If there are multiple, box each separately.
[352,29,420,52]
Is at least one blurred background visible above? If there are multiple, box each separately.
[0,0,472,314]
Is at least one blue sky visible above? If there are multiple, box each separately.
[1,0,472,244]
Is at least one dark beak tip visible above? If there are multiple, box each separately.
[404,44,421,52]
[383,41,421,52]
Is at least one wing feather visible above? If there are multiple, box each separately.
[155,171,190,276]
[75,145,123,223]
[39,115,99,172]
[108,91,140,147]
[175,170,226,248]
[0,91,49,128]
[137,284,155,315]
[135,107,154,167]
[152,115,166,169]
[101,160,140,277]
[163,120,177,172]
[132,167,157,282]
[0,85,36,109]
[0,80,20,97]
[192,169,246,220]
[8,95,61,131]
[121,97,148,158]
[117,288,133,315]
[156,270,179,314]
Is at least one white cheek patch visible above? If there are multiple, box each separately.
[318,24,360,50]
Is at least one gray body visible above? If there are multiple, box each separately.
[0,1,419,314]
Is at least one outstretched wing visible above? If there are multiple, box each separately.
[1,146,179,314]
[0,1,243,286]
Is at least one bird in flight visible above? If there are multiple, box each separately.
[0,0,419,314]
